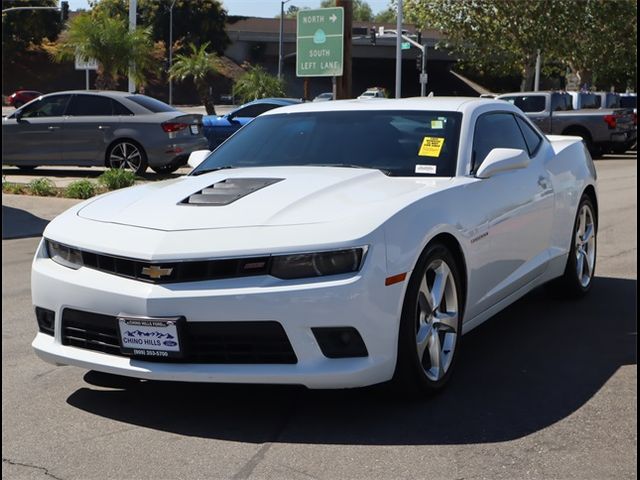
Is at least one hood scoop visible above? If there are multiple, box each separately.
[181,177,284,206]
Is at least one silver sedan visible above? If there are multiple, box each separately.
[1,90,209,174]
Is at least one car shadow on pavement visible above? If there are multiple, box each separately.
[66,276,636,446]
[2,205,49,239]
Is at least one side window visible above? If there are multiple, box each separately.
[112,100,134,115]
[66,95,114,116]
[499,95,546,113]
[515,116,543,156]
[19,95,71,118]
[551,94,572,111]
[472,113,528,172]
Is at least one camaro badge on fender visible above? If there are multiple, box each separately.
[141,265,173,279]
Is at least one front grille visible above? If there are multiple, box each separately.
[61,309,298,364]
[80,250,270,284]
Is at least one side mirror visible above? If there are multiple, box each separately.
[475,148,529,179]
[187,149,211,169]
[227,113,240,124]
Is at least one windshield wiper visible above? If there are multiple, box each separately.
[191,165,237,176]
[307,163,392,176]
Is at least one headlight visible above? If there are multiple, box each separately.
[270,247,366,279]
[46,240,83,270]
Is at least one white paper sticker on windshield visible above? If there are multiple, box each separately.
[415,164,437,174]
[431,120,444,129]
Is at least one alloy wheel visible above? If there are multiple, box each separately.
[415,259,459,382]
[109,142,143,172]
[575,204,596,288]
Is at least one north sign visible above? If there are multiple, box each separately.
[296,7,344,77]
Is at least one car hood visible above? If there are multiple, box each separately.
[77,166,454,232]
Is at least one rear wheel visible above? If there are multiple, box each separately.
[16,165,36,171]
[393,243,464,395]
[107,140,147,175]
[13,101,23,109]
[551,195,597,297]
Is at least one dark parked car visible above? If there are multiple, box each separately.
[202,98,301,149]
[1,90,208,174]
[7,90,43,108]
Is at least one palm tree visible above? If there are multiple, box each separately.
[169,42,218,114]
[232,65,286,103]
[55,11,155,90]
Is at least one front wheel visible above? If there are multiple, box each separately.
[107,141,147,175]
[393,243,464,395]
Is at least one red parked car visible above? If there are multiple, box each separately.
[7,90,43,108]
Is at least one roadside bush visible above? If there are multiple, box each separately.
[98,169,136,190]
[28,178,56,196]
[2,181,26,194]
[64,179,97,199]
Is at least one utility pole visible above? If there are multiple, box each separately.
[168,0,176,104]
[278,0,291,80]
[128,0,137,93]
[534,49,541,91]
[335,0,352,99]
[395,0,403,98]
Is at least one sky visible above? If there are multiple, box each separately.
[67,0,393,17]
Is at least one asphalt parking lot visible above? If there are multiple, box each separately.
[2,153,637,480]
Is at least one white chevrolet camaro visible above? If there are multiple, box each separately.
[31,98,598,394]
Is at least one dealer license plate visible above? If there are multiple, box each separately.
[118,316,184,359]
[190,125,199,135]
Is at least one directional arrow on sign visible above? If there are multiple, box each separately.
[329,13,337,22]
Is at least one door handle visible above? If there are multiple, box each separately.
[47,126,60,130]
[98,125,111,130]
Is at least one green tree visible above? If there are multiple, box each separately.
[170,42,219,114]
[321,0,373,21]
[374,7,396,24]
[560,0,636,90]
[2,0,63,58]
[54,10,156,90]
[232,65,286,103]
[404,0,636,92]
[140,0,229,55]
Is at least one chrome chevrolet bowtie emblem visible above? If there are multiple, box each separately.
[141,265,173,279]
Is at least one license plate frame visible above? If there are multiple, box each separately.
[117,315,185,359]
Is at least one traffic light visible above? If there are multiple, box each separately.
[416,52,423,71]
[60,1,69,21]
[370,27,376,46]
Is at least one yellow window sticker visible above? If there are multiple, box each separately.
[418,136,445,157]
[431,120,444,129]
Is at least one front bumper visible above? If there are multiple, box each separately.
[31,240,405,389]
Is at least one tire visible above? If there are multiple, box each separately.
[393,243,464,395]
[16,165,36,171]
[552,194,597,298]
[610,146,628,155]
[13,101,23,109]
[106,140,148,175]
[151,164,180,174]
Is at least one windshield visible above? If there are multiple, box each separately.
[192,110,462,177]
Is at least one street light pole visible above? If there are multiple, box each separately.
[278,0,292,80]
[128,0,136,93]
[168,0,176,105]
[395,0,403,98]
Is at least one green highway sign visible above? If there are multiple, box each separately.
[401,42,411,50]
[296,7,344,77]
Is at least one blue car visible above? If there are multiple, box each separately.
[203,98,302,149]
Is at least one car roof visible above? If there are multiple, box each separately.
[241,97,302,106]
[262,97,505,116]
